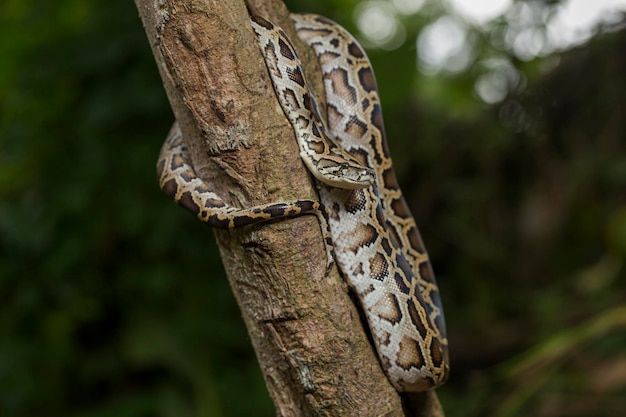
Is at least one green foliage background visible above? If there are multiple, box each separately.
[1,0,625,416]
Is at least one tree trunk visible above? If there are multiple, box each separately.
[134,0,444,415]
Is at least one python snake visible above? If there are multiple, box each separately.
[157,13,449,392]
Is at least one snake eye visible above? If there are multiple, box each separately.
[341,162,349,168]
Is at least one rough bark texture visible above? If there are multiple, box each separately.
[134,0,444,415]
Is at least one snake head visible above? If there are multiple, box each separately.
[312,157,375,189]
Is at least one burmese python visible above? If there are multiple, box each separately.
[157,13,449,391]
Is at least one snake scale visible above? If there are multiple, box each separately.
[157,13,449,392]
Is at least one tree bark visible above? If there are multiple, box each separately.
[134,0,443,415]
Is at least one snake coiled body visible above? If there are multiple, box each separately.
[157,13,449,392]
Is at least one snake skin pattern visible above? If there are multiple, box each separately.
[292,14,448,391]
[157,13,449,392]
[157,125,336,272]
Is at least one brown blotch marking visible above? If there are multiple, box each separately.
[329,68,357,105]
[348,41,365,58]
[344,189,367,213]
[372,293,402,325]
[260,204,288,218]
[330,38,340,48]
[418,261,436,284]
[351,222,378,250]
[208,213,230,229]
[382,168,400,191]
[396,254,414,287]
[233,214,258,228]
[161,178,178,200]
[358,66,377,93]
[287,66,305,87]
[345,115,368,140]
[278,36,296,60]
[370,252,389,281]
[178,191,200,216]
[429,338,445,368]
[308,139,325,154]
[391,197,411,219]
[407,298,428,338]
[408,226,427,253]
[297,200,316,212]
[302,91,313,112]
[396,335,425,371]
[251,14,273,30]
